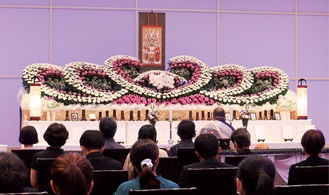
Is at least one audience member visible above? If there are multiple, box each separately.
[230,127,252,154]
[168,119,196,156]
[288,129,329,185]
[0,152,35,193]
[178,134,232,187]
[51,153,94,195]
[236,155,276,195]
[114,139,178,195]
[197,107,235,139]
[19,125,39,149]
[99,117,125,149]
[123,124,168,180]
[30,123,69,189]
[80,130,122,170]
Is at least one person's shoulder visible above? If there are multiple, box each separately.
[159,148,168,157]
[158,176,179,188]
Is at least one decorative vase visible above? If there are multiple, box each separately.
[242,118,249,127]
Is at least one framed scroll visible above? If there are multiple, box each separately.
[139,12,165,72]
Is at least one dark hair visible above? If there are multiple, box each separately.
[177,119,196,140]
[231,128,251,150]
[43,123,69,147]
[0,152,28,193]
[236,156,275,195]
[195,134,218,159]
[79,130,105,150]
[99,117,117,139]
[51,153,93,195]
[213,107,225,119]
[130,139,160,189]
[19,125,38,145]
[138,125,157,143]
[301,129,325,156]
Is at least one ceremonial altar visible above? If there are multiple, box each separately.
[19,54,310,156]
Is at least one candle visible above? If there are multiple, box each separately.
[207,112,211,119]
[137,110,141,117]
[189,111,192,119]
[113,110,116,117]
[105,111,109,117]
[201,111,205,120]
[196,112,199,120]
[99,112,102,119]
[229,107,233,120]
[82,110,85,116]
[169,109,173,121]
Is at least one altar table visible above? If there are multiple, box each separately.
[22,119,314,149]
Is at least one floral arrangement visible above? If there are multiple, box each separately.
[147,103,159,126]
[239,110,250,120]
[42,97,62,110]
[21,55,290,108]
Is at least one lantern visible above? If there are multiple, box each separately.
[297,78,307,120]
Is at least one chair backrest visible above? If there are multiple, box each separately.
[6,192,49,195]
[102,148,131,165]
[224,155,249,167]
[156,157,179,183]
[177,148,198,168]
[129,187,197,195]
[274,184,329,195]
[11,149,44,187]
[91,170,128,195]
[36,158,56,195]
[187,167,238,195]
[293,165,329,184]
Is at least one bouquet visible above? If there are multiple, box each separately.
[148,103,159,126]
[239,109,250,127]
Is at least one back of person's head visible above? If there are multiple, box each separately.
[0,152,27,193]
[195,134,219,159]
[301,129,325,156]
[231,128,251,150]
[130,139,160,189]
[43,123,69,147]
[177,119,196,140]
[51,153,93,195]
[79,130,105,150]
[138,125,157,143]
[213,107,225,119]
[236,156,275,195]
[19,125,39,145]
[99,117,117,139]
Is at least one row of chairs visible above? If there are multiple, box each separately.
[5,184,329,195]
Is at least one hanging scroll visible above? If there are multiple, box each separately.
[139,12,165,71]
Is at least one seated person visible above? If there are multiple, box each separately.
[288,129,329,185]
[99,117,125,149]
[236,156,276,195]
[178,134,232,187]
[123,125,168,180]
[230,127,252,154]
[197,107,235,139]
[114,139,178,195]
[19,125,39,149]
[0,152,35,193]
[30,123,69,189]
[51,153,94,195]
[168,119,196,156]
[80,130,122,170]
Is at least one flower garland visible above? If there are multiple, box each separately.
[21,55,290,107]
